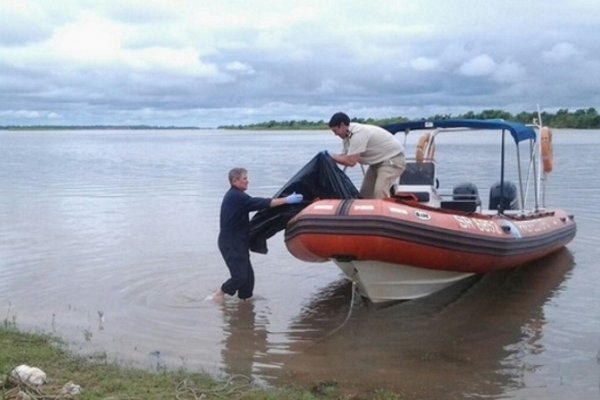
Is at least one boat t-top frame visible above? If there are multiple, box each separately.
[383,117,549,215]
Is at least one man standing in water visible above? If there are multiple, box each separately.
[210,167,303,302]
[328,112,405,199]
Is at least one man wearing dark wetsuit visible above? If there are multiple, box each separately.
[211,168,303,302]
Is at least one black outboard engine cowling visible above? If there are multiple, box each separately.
[450,182,481,212]
[489,181,518,211]
[453,182,480,202]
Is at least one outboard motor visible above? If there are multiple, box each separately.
[489,181,518,211]
[452,182,481,211]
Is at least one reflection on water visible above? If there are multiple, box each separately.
[221,300,269,379]
[1,129,599,398]
[269,249,575,398]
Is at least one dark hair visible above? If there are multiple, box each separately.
[328,112,350,128]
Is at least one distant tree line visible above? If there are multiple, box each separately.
[2,108,598,130]
[218,107,600,130]
[0,125,200,130]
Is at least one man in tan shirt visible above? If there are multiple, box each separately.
[328,112,405,199]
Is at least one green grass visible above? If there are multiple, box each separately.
[0,326,403,399]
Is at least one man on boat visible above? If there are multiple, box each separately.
[328,112,405,199]
[210,168,303,302]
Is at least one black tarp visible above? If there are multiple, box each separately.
[249,151,360,254]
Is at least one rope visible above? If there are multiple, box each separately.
[175,374,253,400]
[3,382,72,400]
[313,281,359,344]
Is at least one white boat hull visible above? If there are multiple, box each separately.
[333,260,474,303]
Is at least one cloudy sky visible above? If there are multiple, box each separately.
[1,0,599,127]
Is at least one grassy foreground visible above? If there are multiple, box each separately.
[0,326,401,400]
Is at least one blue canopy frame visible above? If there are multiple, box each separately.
[383,119,537,143]
[383,118,541,214]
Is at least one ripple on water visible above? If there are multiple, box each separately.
[1,129,599,398]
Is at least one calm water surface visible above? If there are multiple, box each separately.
[1,128,599,399]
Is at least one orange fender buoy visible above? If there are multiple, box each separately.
[541,126,553,173]
[416,132,435,163]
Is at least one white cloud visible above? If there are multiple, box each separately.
[1,0,599,126]
[48,14,124,64]
[124,47,219,77]
[315,79,337,95]
[0,0,52,45]
[410,57,440,72]
[458,54,496,77]
[0,109,59,120]
[542,42,579,63]
[492,60,525,83]
[225,61,255,75]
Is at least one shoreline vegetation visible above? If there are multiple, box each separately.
[0,326,401,399]
[219,108,600,130]
[0,125,202,131]
[1,108,599,131]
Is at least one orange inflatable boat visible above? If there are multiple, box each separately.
[284,119,576,303]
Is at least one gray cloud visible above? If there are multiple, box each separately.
[1,0,599,127]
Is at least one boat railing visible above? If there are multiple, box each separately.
[387,119,549,216]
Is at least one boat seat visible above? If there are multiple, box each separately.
[399,162,435,186]
[392,191,430,202]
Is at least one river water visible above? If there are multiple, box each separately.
[0,128,598,399]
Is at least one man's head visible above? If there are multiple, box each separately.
[228,167,249,191]
[328,112,350,138]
